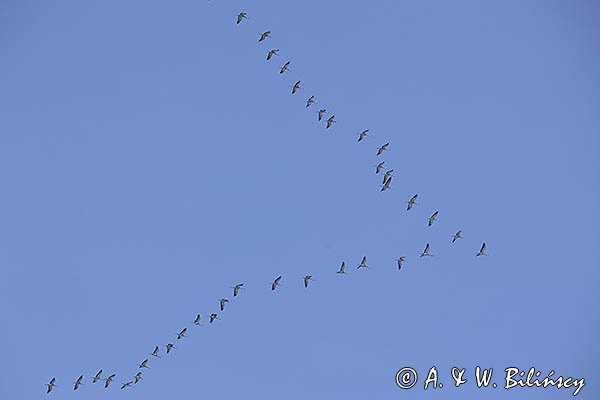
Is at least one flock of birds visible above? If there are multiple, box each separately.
[44,7,488,395]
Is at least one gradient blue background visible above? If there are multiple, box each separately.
[1,1,598,398]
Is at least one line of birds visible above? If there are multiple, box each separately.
[44,7,488,395]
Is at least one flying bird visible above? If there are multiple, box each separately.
[306,95,316,107]
[317,109,327,121]
[232,283,244,297]
[337,261,347,274]
[280,61,291,74]
[210,313,219,323]
[406,194,418,211]
[451,230,463,243]
[291,80,302,94]
[104,374,116,389]
[150,345,161,358]
[219,298,229,311]
[267,49,279,60]
[380,176,392,191]
[46,378,56,393]
[134,372,143,384]
[358,129,369,142]
[376,161,385,174]
[383,169,394,183]
[476,242,487,256]
[259,31,271,42]
[326,115,336,128]
[177,328,187,340]
[166,343,175,354]
[138,359,149,369]
[272,275,282,291]
[377,143,389,155]
[121,381,134,390]
[428,211,439,227]
[420,243,432,257]
[92,370,103,384]
[303,275,313,288]
[396,256,406,270]
[236,12,247,24]
[193,314,201,326]
[74,375,83,391]
[357,256,369,269]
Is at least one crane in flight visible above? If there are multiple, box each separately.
[46,378,56,393]
[232,283,244,297]
[121,381,134,390]
[92,370,103,384]
[376,161,385,174]
[193,314,201,326]
[358,129,369,142]
[134,372,143,384]
[428,211,439,227]
[236,12,247,24]
[138,359,149,369]
[219,298,229,311]
[104,374,116,389]
[396,256,406,270]
[150,345,161,358]
[259,31,271,42]
[166,343,175,354]
[291,80,302,94]
[377,143,389,155]
[272,275,282,290]
[326,115,336,128]
[177,328,187,340]
[303,275,313,288]
[267,49,279,60]
[451,230,463,243]
[210,313,220,323]
[476,242,487,256]
[337,261,347,274]
[380,176,392,191]
[406,194,419,211]
[420,243,433,257]
[306,95,317,108]
[357,256,369,269]
[383,169,394,183]
[280,61,291,74]
[73,375,84,391]
[317,109,327,121]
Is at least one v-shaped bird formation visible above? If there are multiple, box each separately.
[43,4,489,395]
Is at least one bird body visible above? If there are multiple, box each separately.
[406,194,418,211]
[357,256,369,269]
[420,243,432,257]
[46,378,56,393]
[377,143,389,155]
[92,370,103,383]
[74,375,83,391]
[452,230,463,243]
[236,12,247,24]
[272,275,282,290]
[220,298,229,311]
[232,283,244,297]
[396,256,406,270]
[358,129,369,142]
[428,211,439,227]
[326,115,336,128]
[476,242,487,256]
[259,31,271,42]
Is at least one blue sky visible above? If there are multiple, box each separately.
[1,1,599,398]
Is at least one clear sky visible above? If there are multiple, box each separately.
[1,1,599,399]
